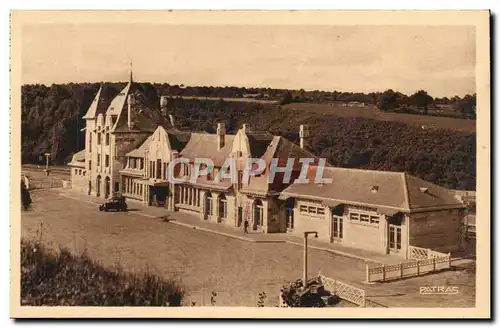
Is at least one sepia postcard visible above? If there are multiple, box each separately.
[10,10,490,318]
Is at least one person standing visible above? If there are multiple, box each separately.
[244,219,249,234]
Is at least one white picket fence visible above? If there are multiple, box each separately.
[318,273,366,307]
[366,246,451,283]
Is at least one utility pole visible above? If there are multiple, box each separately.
[44,153,51,176]
[303,231,318,288]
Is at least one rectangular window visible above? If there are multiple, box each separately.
[220,200,227,219]
[360,214,370,223]
[140,159,144,170]
[317,208,325,215]
[88,160,92,171]
[350,213,359,221]
[370,216,380,224]
[89,134,92,152]
[308,206,317,214]
[97,154,101,166]
[300,205,308,213]
[105,154,109,167]
[156,159,162,179]
[105,133,110,146]
[237,171,243,190]
[97,133,101,145]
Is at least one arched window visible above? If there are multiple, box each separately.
[205,192,213,216]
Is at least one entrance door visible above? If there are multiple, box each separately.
[389,225,402,253]
[332,215,343,240]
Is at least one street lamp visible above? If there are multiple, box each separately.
[303,231,318,288]
[44,153,51,176]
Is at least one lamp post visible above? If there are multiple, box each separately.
[303,231,318,288]
[44,153,51,176]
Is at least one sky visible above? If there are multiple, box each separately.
[21,24,476,97]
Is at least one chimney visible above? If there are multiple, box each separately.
[299,124,310,149]
[160,96,168,116]
[217,123,226,150]
[127,94,135,129]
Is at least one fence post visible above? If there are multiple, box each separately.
[433,257,436,271]
[400,262,403,279]
[382,264,386,281]
[417,260,420,276]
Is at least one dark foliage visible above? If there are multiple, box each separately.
[280,278,339,307]
[21,239,184,306]
[21,83,476,190]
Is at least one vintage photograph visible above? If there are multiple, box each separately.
[10,10,490,318]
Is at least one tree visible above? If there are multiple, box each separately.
[410,90,434,115]
[454,94,476,119]
[279,91,293,105]
[376,89,397,112]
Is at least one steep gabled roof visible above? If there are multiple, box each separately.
[125,127,192,158]
[82,85,113,119]
[107,82,132,117]
[281,167,464,213]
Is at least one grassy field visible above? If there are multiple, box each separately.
[283,103,476,133]
[20,189,476,307]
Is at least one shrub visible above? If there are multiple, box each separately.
[280,278,339,307]
[21,239,184,306]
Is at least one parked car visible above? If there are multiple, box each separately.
[99,196,128,212]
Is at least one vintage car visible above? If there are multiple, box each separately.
[99,196,128,212]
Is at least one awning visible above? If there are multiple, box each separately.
[378,207,402,216]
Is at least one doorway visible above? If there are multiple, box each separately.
[388,213,403,254]
[332,215,344,240]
